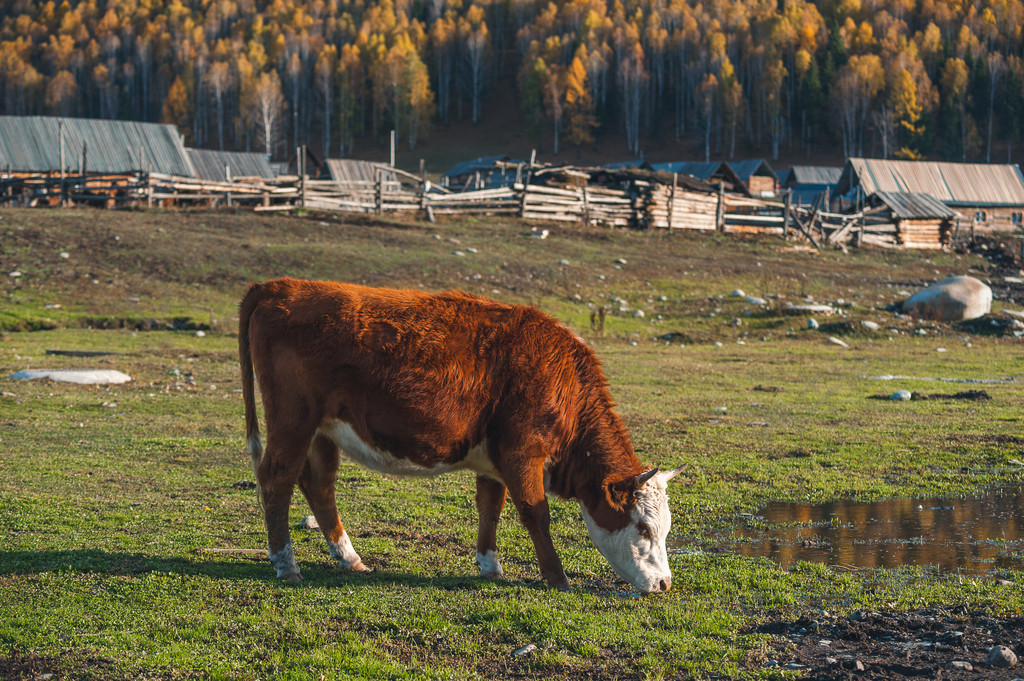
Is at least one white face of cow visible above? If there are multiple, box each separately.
[580,467,682,594]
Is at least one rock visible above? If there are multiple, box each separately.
[512,644,537,657]
[861,320,879,330]
[785,303,836,316]
[558,259,570,265]
[713,341,723,347]
[452,250,466,256]
[902,275,992,322]
[614,258,627,264]
[988,645,1018,668]
[746,296,767,305]
[731,317,742,326]
[195,330,206,337]
[299,515,320,530]
[808,318,819,330]
[949,660,973,671]
[530,228,549,239]
[465,247,478,254]
[730,289,746,297]
[890,390,912,401]
[633,310,645,318]
[10,369,132,385]
[826,336,849,348]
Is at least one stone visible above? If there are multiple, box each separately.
[10,369,132,385]
[826,336,849,348]
[512,644,537,657]
[902,275,992,322]
[949,660,973,671]
[299,515,320,530]
[890,390,912,401]
[746,296,767,305]
[558,259,570,266]
[861,320,880,330]
[988,645,1018,668]
[633,310,645,318]
[730,289,745,297]
[785,303,836,315]
[808,318,819,330]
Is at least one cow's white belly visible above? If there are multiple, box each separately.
[319,420,502,482]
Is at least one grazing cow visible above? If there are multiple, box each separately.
[239,278,683,593]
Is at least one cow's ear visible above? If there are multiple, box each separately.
[605,478,638,511]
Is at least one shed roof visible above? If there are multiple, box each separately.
[0,116,193,176]
[187,149,275,181]
[326,159,398,186]
[837,158,1024,207]
[441,155,510,179]
[784,165,842,186]
[727,159,777,182]
[874,191,959,219]
[650,161,723,180]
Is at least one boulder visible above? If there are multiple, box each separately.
[901,275,992,322]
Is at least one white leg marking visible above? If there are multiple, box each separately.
[327,530,368,571]
[269,541,301,581]
[476,550,503,579]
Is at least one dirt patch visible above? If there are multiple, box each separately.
[868,390,993,401]
[750,606,1024,680]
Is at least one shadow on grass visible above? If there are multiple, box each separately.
[0,549,538,591]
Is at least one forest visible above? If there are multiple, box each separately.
[2,0,1024,165]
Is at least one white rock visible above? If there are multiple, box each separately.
[861,320,879,330]
[902,275,992,321]
[11,369,132,385]
[60,251,70,259]
[195,330,206,337]
[633,310,645,318]
[452,250,466,256]
[808,318,819,330]
[299,515,320,530]
[614,258,627,264]
[714,341,724,347]
[785,304,835,315]
[9,271,22,278]
[465,247,478,254]
[512,644,537,657]
[730,289,745,298]
[890,390,912,401]
[826,336,849,348]
[987,645,1018,668]
[746,296,767,305]
[530,228,549,239]
[558,259,570,265]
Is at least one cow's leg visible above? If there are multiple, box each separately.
[501,457,569,589]
[257,425,315,582]
[474,475,506,579]
[299,433,369,572]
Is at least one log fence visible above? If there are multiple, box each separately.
[0,166,957,250]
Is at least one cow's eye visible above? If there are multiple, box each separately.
[637,523,652,540]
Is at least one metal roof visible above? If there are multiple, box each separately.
[0,116,194,176]
[650,161,722,180]
[837,158,1024,207]
[187,148,275,181]
[785,165,842,186]
[727,159,777,182]
[325,159,398,187]
[874,191,958,219]
[441,155,510,179]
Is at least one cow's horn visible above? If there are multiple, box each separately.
[636,468,659,488]
[662,464,689,481]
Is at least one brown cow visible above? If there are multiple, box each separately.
[239,278,683,592]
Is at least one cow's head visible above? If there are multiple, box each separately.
[580,466,686,594]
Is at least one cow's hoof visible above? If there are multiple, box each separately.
[281,573,303,582]
[349,561,372,573]
[479,570,504,580]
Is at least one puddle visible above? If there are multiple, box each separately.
[704,486,1024,576]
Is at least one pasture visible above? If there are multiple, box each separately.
[1,208,1023,679]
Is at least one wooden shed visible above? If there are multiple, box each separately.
[835,158,1024,231]
[727,159,779,197]
[867,191,959,249]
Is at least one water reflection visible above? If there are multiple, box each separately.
[718,486,1024,575]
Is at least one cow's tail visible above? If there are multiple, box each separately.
[239,283,264,507]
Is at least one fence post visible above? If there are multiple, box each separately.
[668,172,677,230]
[582,183,590,226]
[716,182,725,233]
[783,189,792,239]
[375,167,383,215]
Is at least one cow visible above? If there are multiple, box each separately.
[239,278,684,593]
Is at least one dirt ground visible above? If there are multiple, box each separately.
[750,606,1024,680]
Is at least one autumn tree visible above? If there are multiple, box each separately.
[564,48,597,147]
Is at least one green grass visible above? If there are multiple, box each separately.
[1,208,1023,679]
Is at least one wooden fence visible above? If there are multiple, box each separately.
[0,166,960,250]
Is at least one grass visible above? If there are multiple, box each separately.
[1,207,1024,679]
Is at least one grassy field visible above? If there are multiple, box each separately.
[1,207,1023,679]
